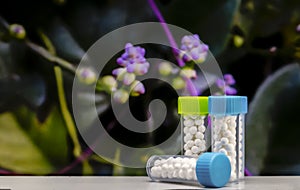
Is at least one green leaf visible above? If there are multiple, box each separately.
[162,0,241,56]
[0,106,69,174]
[246,63,300,175]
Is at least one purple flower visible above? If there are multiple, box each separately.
[116,43,149,75]
[180,34,209,64]
[216,74,237,95]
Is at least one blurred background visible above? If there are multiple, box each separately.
[0,0,300,176]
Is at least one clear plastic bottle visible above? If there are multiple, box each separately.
[178,96,209,157]
[146,152,231,188]
[208,96,248,182]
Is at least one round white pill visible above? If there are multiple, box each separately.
[189,126,197,135]
[154,160,161,166]
[174,162,181,169]
[194,139,202,146]
[219,148,228,155]
[195,132,204,139]
[184,119,194,127]
[186,140,194,148]
[190,115,198,119]
[184,150,192,156]
[172,170,179,178]
[186,168,194,180]
[183,126,190,134]
[183,115,190,120]
[161,171,168,178]
[195,119,204,126]
[198,125,206,133]
[178,169,185,178]
[191,146,200,154]
[184,144,189,151]
[184,134,192,142]
[221,137,229,145]
[162,163,169,170]
[198,144,206,151]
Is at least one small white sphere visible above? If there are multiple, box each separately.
[174,162,181,169]
[221,137,229,145]
[198,125,206,133]
[183,126,190,134]
[191,146,200,154]
[195,132,204,139]
[162,163,169,170]
[194,139,202,146]
[198,144,206,151]
[221,123,228,131]
[172,170,179,178]
[190,115,198,119]
[214,141,223,150]
[184,144,189,151]
[186,140,195,148]
[186,168,194,180]
[182,163,189,170]
[224,144,235,152]
[183,115,190,120]
[184,150,193,156]
[178,169,185,179]
[161,171,168,178]
[189,126,197,135]
[154,160,161,166]
[219,148,228,155]
[195,119,204,126]
[184,119,194,127]
[184,134,192,143]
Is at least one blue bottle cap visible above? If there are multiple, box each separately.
[209,96,248,115]
[196,152,231,188]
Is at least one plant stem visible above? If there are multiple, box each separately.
[26,40,76,73]
[148,0,185,67]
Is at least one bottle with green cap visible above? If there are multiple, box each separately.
[178,96,209,157]
[208,96,248,182]
[146,152,231,188]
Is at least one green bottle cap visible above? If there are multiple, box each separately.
[178,96,208,115]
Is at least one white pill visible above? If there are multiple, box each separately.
[184,150,192,156]
[191,146,200,154]
[221,123,228,131]
[221,137,229,144]
[174,162,181,169]
[182,163,189,170]
[189,126,197,135]
[184,119,194,127]
[182,157,191,163]
[183,126,190,134]
[166,157,174,164]
[186,140,195,148]
[184,144,189,151]
[190,115,198,119]
[172,170,179,178]
[184,134,192,142]
[178,169,185,178]
[195,132,204,139]
[225,144,235,152]
[199,125,206,132]
[195,119,204,126]
[174,157,183,164]
[219,148,228,155]
[161,171,168,178]
[154,160,161,166]
[162,163,169,170]
[214,141,222,150]
[198,144,206,151]
[194,139,202,146]
[187,168,194,180]
[183,115,190,120]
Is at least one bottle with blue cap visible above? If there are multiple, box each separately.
[208,96,248,182]
[146,152,231,188]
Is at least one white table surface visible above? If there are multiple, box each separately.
[0,176,300,190]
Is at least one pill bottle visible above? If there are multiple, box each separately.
[146,152,231,188]
[178,96,209,157]
[208,96,248,182]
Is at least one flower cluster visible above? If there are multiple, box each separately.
[215,74,237,95]
[111,43,149,103]
[180,34,209,64]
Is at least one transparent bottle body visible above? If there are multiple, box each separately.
[211,114,245,182]
[146,155,199,184]
[181,114,209,157]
